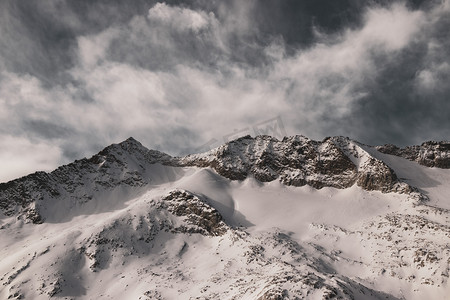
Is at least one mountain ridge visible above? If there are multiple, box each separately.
[1,134,450,299]
[377,140,450,168]
[1,135,443,224]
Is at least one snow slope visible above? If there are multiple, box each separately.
[0,136,449,299]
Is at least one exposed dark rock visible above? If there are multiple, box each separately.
[356,158,400,192]
[257,289,288,300]
[377,141,450,168]
[163,190,228,236]
[178,135,407,192]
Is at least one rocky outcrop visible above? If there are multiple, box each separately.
[356,157,406,193]
[82,189,228,272]
[163,190,228,236]
[178,135,410,193]
[377,141,450,168]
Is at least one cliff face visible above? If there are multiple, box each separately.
[178,135,413,193]
[377,141,450,168]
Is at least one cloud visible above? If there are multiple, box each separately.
[359,3,424,51]
[342,0,450,145]
[1,0,450,182]
[0,135,63,182]
[147,2,213,32]
[77,28,120,68]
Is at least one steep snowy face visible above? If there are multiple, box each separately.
[178,135,413,194]
[0,137,178,223]
[377,141,450,168]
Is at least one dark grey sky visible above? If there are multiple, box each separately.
[0,0,449,181]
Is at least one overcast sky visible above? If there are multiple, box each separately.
[1,0,449,182]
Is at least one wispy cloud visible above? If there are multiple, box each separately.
[0,0,449,182]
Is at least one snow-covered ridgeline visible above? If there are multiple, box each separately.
[1,135,450,299]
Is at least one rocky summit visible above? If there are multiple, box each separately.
[0,135,449,299]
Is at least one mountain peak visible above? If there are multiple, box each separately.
[95,137,172,164]
[0,137,174,224]
[120,136,141,146]
[99,136,145,155]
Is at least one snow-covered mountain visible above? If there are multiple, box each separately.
[0,135,449,299]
